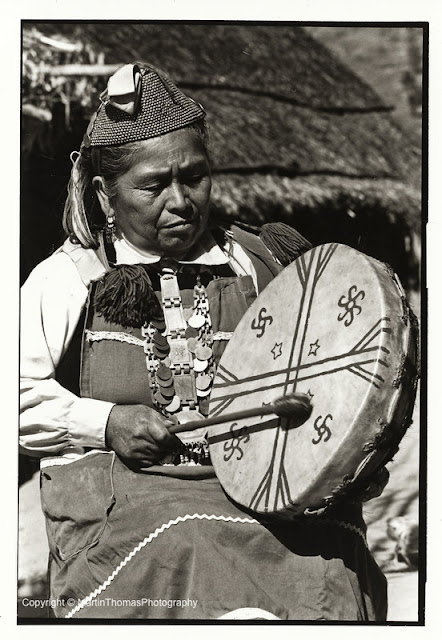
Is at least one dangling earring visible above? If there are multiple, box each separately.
[105,213,116,243]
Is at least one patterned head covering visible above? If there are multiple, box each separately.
[83,63,206,148]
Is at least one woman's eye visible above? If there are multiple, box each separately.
[186,175,204,185]
[142,184,163,194]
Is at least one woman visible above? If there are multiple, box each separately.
[20,63,387,620]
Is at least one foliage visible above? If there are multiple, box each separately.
[22,26,103,119]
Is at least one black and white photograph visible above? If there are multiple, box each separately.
[14,13,430,627]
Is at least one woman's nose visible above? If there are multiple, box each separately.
[167,181,187,213]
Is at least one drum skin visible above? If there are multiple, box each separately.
[208,243,418,518]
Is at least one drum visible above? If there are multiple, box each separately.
[208,243,419,518]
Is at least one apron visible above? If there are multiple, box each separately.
[41,228,387,620]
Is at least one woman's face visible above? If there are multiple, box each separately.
[95,128,212,259]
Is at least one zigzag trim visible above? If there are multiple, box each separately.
[64,513,259,618]
[313,518,368,548]
[64,514,367,618]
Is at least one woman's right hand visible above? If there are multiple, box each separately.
[105,404,183,468]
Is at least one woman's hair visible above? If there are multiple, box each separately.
[63,120,210,248]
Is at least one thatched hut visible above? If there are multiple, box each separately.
[21,22,422,292]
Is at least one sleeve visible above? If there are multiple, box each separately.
[20,252,114,456]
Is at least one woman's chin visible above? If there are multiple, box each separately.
[159,225,204,258]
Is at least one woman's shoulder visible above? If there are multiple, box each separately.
[22,239,105,291]
[36,238,106,286]
[58,238,107,285]
[215,220,312,267]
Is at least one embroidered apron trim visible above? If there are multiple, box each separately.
[64,513,260,618]
[64,513,367,619]
[86,330,145,347]
[85,329,233,346]
[319,518,368,548]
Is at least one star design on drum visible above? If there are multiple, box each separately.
[271,342,283,360]
[309,339,320,356]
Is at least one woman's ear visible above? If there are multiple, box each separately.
[92,176,113,217]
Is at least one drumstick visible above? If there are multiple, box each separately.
[169,392,313,435]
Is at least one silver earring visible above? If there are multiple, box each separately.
[105,214,116,243]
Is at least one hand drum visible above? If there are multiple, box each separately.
[208,243,418,518]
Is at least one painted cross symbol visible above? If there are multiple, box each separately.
[312,414,333,445]
[337,285,365,327]
[251,307,273,338]
[223,423,250,461]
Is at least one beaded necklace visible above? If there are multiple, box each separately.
[142,265,217,465]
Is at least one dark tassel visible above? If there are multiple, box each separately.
[259,222,312,266]
[94,265,163,328]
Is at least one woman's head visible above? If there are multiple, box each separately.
[93,126,211,258]
[63,63,211,256]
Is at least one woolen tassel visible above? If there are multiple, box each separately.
[259,222,312,266]
[94,265,163,328]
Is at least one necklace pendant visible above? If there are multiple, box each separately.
[188,313,206,329]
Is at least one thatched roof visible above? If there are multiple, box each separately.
[29,23,388,111]
[21,22,422,289]
[25,23,419,181]
[199,90,420,179]
[210,174,421,231]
